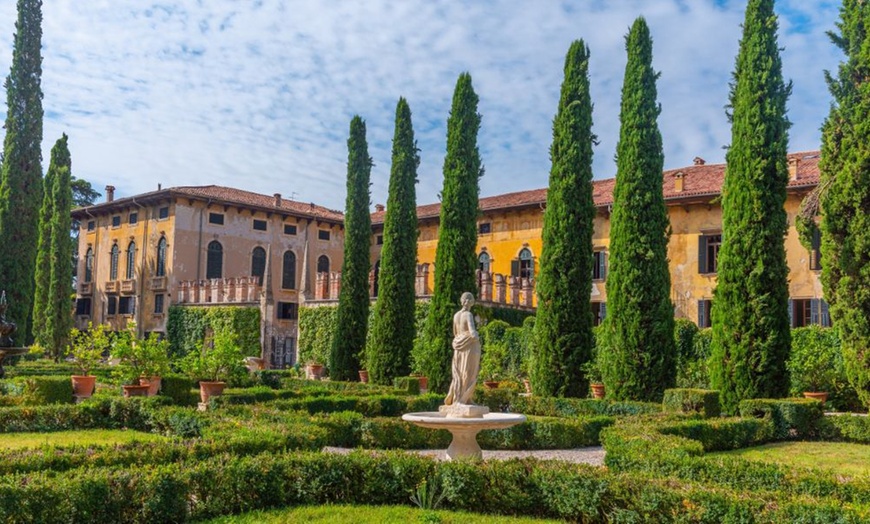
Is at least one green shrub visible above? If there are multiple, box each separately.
[473,387,660,417]
[819,414,870,444]
[159,374,197,406]
[662,388,720,418]
[393,376,421,395]
[1,376,73,405]
[738,398,825,440]
[788,326,859,411]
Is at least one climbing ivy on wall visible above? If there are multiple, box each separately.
[166,306,260,359]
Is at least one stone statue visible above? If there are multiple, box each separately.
[442,292,485,413]
[0,291,16,348]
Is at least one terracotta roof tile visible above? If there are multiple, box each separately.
[371,151,820,224]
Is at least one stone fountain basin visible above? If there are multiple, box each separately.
[402,411,526,461]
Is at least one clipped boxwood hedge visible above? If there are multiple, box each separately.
[737,398,825,440]
[662,388,720,418]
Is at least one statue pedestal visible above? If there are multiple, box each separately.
[402,410,526,461]
[438,403,490,418]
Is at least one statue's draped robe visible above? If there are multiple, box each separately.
[444,310,480,405]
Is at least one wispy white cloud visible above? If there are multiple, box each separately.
[0,0,842,211]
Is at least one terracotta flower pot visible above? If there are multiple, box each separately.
[358,369,369,383]
[590,383,606,399]
[417,376,428,391]
[306,364,323,380]
[199,381,227,403]
[122,384,150,397]
[484,380,500,390]
[523,379,532,394]
[71,375,96,398]
[803,391,828,403]
[140,376,162,396]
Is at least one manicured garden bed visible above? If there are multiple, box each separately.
[203,504,562,523]
[0,429,166,450]
[711,440,870,477]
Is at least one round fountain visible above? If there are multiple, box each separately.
[402,292,525,460]
[0,291,27,379]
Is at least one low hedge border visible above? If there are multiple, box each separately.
[0,396,181,433]
[474,388,660,417]
[662,388,720,418]
[737,398,825,440]
[821,413,870,444]
[0,450,866,523]
[0,376,74,405]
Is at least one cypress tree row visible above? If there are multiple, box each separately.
[31,137,56,351]
[44,135,73,358]
[710,0,792,413]
[0,0,43,342]
[532,40,596,398]
[330,116,372,381]
[601,18,675,402]
[421,73,484,393]
[819,0,870,409]
[367,98,420,385]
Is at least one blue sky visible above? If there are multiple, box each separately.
[0,1,842,211]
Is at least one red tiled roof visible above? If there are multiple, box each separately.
[72,185,344,222]
[371,151,820,224]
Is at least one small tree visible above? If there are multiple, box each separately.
[69,322,109,377]
[368,98,420,384]
[532,40,596,397]
[330,116,373,381]
[709,0,792,413]
[601,18,676,401]
[420,73,484,393]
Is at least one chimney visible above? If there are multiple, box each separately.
[158,183,162,190]
[105,185,115,203]
[375,204,385,212]
[693,157,705,166]
[274,193,282,207]
[788,157,800,180]
[674,171,685,193]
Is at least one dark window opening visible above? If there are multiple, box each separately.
[809,228,822,271]
[789,298,832,328]
[119,296,135,315]
[318,230,330,241]
[84,248,94,283]
[277,302,299,320]
[376,235,384,245]
[154,294,164,314]
[206,241,223,279]
[282,251,296,289]
[284,224,297,235]
[478,222,492,234]
[317,255,330,274]
[698,234,722,274]
[372,260,380,297]
[109,244,120,280]
[75,298,92,316]
[209,212,224,225]
[512,248,534,280]
[592,251,607,280]
[111,215,121,228]
[698,299,713,328]
[478,252,490,273]
[86,220,95,231]
[126,242,136,279]
[158,207,169,219]
[129,212,138,225]
[591,302,607,326]
[253,219,267,231]
[156,237,167,277]
[107,296,117,316]
[251,246,266,283]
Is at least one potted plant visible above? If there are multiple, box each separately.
[137,332,171,396]
[410,371,428,392]
[306,361,324,380]
[69,322,109,399]
[358,369,369,383]
[111,322,150,397]
[581,359,605,399]
[787,326,841,406]
[178,331,245,403]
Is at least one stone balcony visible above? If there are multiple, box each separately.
[149,276,167,291]
[177,276,261,305]
[104,281,120,294]
[120,279,136,294]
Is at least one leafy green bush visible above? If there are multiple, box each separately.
[737,398,825,440]
[159,374,196,406]
[166,305,260,359]
[662,388,720,418]
[787,326,859,411]
[177,331,246,383]
[818,414,870,444]
[473,387,660,417]
[0,396,170,433]
[393,376,421,395]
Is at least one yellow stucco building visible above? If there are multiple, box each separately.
[370,151,828,328]
[71,185,344,367]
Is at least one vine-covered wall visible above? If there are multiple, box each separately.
[166,306,261,358]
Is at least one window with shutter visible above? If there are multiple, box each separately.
[282,251,296,289]
[206,241,223,279]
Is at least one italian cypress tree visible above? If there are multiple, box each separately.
[601,18,676,402]
[330,116,372,381]
[367,98,420,385]
[709,0,792,414]
[45,135,72,358]
[819,0,870,409]
[31,137,56,350]
[0,0,43,342]
[420,73,484,393]
[531,41,596,398]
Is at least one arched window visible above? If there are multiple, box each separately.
[282,251,296,289]
[251,246,266,283]
[478,252,491,273]
[109,244,120,281]
[317,255,330,274]
[156,237,167,277]
[126,241,136,280]
[206,241,223,279]
[519,248,534,280]
[84,248,94,283]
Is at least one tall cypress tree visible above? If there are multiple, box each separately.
[421,73,484,393]
[368,98,420,385]
[31,136,56,350]
[819,0,870,409]
[532,41,596,398]
[330,116,372,381]
[710,0,792,413]
[0,0,43,341]
[45,135,72,358]
[601,18,675,402]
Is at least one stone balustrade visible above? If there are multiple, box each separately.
[177,276,261,304]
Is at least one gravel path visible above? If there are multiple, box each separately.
[323,446,606,466]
